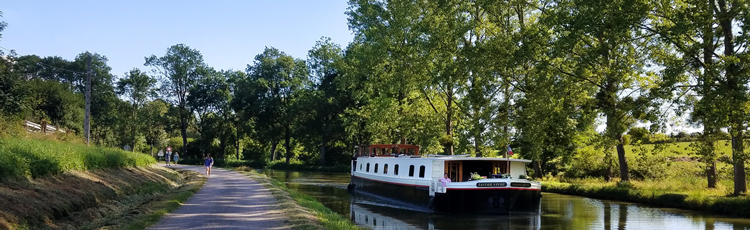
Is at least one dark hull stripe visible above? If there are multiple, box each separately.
[350,175,542,214]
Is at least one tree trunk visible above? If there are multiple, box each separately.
[220,139,226,159]
[445,86,454,155]
[319,135,327,166]
[702,5,717,188]
[236,140,240,160]
[707,160,717,188]
[270,139,279,161]
[616,134,629,181]
[285,125,291,163]
[717,0,746,195]
[132,104,137,152]
[605,155,612,182]
[731,131,746,195]
[474,134,482,157]
[533,160,542,178]
[180,107,188,156]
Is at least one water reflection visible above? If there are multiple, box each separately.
[260,169,750,230]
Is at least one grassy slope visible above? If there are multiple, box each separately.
[0,137,155,179]
[0,137,207,229]
[0,166,196,229]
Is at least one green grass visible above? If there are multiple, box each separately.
[623,140,733,157]
[0,137,155,178]
[234,166,364,230]
[542,178,750,217]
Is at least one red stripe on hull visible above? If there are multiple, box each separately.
[352,174,540,191]
[352,174,429,187]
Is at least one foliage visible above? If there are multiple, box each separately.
[0,137,155,179]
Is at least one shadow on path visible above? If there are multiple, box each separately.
[148,164,290,230]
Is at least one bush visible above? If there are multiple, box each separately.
[0,137,156,178]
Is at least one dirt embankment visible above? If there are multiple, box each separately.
[0,165,201,229]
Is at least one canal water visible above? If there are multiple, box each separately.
[261,169,750,230]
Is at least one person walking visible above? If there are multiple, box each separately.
[204,155,214,177]
[165,151,171,166]
[173,152,179,164]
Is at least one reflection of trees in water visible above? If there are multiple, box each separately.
[603,203,628,230]
[541,194,601,229]
[618,204,627,230]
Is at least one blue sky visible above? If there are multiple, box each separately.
[1,1,354,78]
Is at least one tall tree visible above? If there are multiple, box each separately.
[116,68,157,152]
[546,0,655,181]
[649,0,749,193]
[188,67,233,158]
[145,44,206,156]
[245,47,309,163]
[305,37,346,165]
[347,0,439,148]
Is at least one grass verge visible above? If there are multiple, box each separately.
[232,166,365,230]
[118,168,205,230]
[542,180,750,218]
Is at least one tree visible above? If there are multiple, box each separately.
[244,47,309,163]
[305,37,347,165]
[627,127,651,144]
[145,44,206,156]
[142,99,170,155]
[116,68,157,152]
[649,0,749,192]
[346,0,441,149]
[188,67,233,158]
[545,0,655,181]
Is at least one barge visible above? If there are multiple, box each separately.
[348,144,542,214]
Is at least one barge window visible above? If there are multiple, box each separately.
[419,165,426,178]
[366,163,370,172]
[384,164,388,174]
[359,164,362,171]
[394,164,399,175]
[375,163,379,173]
[409,165,415,177]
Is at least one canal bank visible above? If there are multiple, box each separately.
[258,169,750,230]
[542,181,750,218]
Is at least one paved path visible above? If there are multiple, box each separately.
[148,164,290,230]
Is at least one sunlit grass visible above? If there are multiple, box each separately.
[543,176,750,217]
[0,137,155,178]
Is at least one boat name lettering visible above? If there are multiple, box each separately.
[510,182,532,187]
[476,182,507,187]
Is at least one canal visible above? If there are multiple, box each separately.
[261,169,750,230]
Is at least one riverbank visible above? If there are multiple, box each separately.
[0,165,204,229]
[232,166,365,230]
[542,180,750,218]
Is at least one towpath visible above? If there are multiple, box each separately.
[148,164,290,230]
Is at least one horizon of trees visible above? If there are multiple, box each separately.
[0,0,749,195]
